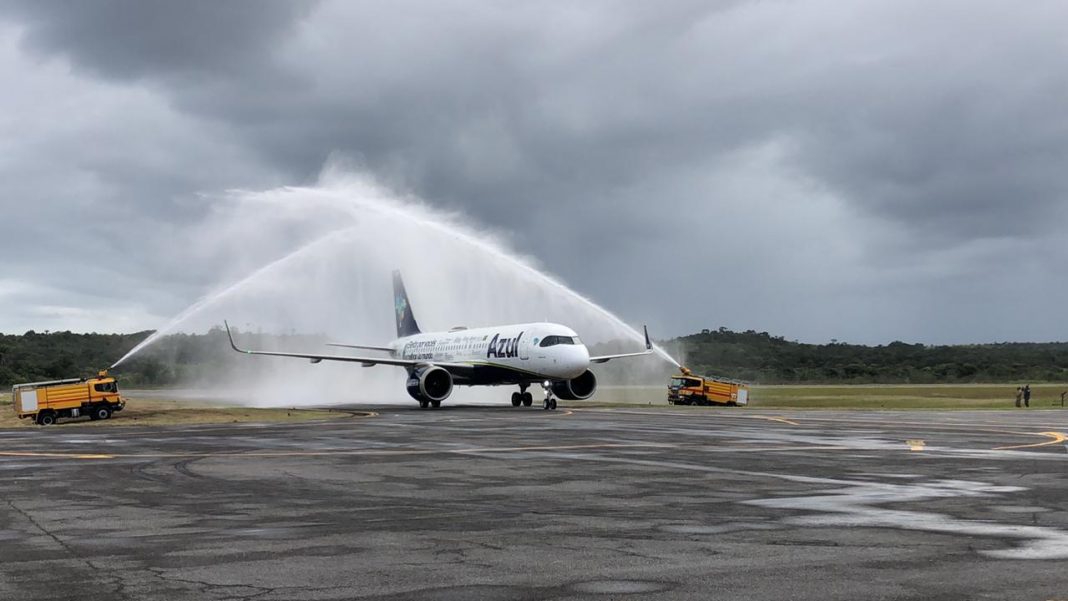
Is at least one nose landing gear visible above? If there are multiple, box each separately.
[540,381,557,411]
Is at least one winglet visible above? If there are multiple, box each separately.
[644,325,652,350]
[224,320,245,353]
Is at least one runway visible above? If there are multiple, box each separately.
[2,405,1067,600]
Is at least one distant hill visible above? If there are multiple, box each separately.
[2,327,1067,387]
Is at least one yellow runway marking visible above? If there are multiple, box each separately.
[0,441,668,461]
[906,439,925,451]
[743,415,800,426]
[573,409,800,425]
[0,452,117,459]
[993,431,1067,451]
[441,409,573,422]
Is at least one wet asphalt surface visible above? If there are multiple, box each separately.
[2,405,1068,600]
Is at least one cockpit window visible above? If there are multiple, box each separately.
[539,335,579,347]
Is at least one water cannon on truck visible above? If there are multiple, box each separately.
[11,370,126,426]
[668,367,749,406]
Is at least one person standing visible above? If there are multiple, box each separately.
[1023,385,1032,408]
[1015,387,1023,408]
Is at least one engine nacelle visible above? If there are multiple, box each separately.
[406,366,453,402]
[551,370,597,400]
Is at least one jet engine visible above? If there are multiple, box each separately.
[551,369,597,400]
[406,366,453,403]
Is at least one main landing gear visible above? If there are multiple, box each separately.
[509,383,556,410]
[510,384,535,408]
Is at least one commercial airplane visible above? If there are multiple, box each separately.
[225,271,652,410]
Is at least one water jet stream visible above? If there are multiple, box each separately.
[112,226,361,368]
[113,173,679,400]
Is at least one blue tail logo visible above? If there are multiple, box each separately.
[392,271,421,338]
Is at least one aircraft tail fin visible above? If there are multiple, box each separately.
[392,271,421,338]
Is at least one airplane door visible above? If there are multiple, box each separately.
[520,336,530,360]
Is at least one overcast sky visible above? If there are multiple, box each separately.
[2,0,1067,345]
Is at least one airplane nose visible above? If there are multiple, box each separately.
[550,345,590,378]
[569,345,591,375]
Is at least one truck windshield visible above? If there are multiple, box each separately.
[671,378,700,388]
[94,381,118,393]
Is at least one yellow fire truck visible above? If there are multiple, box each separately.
[12,370,126,426]
[668,367,749,406]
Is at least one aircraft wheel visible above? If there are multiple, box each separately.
[511,392,521,407]
[522,393,533,407]
[431,399,441,409]
[549,398,557,411]
[419,399,429,409]
[543,398,550,411]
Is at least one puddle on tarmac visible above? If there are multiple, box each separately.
[662,522,779,535]
[571,580,669,594]
[993,505,1052,514]
[745,478,1068,560]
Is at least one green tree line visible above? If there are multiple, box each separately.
[674,328,1068,384]
[1,327,1067,387]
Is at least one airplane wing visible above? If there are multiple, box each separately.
[589,325,655,364]
[224,321,468,371]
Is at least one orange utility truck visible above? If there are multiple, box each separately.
[12,370,126,426]
[668,367,749,406]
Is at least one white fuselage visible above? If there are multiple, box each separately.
[391,322,590,382]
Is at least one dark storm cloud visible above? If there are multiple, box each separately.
[15,0,1054,249]
[1,0,317,80]
[3,1,1068,342]
[781,16,1068,245]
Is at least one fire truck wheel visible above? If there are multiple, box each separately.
[93,406,112,421]
[36,412,56,426]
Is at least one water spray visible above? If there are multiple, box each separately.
[113,171,680,403]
